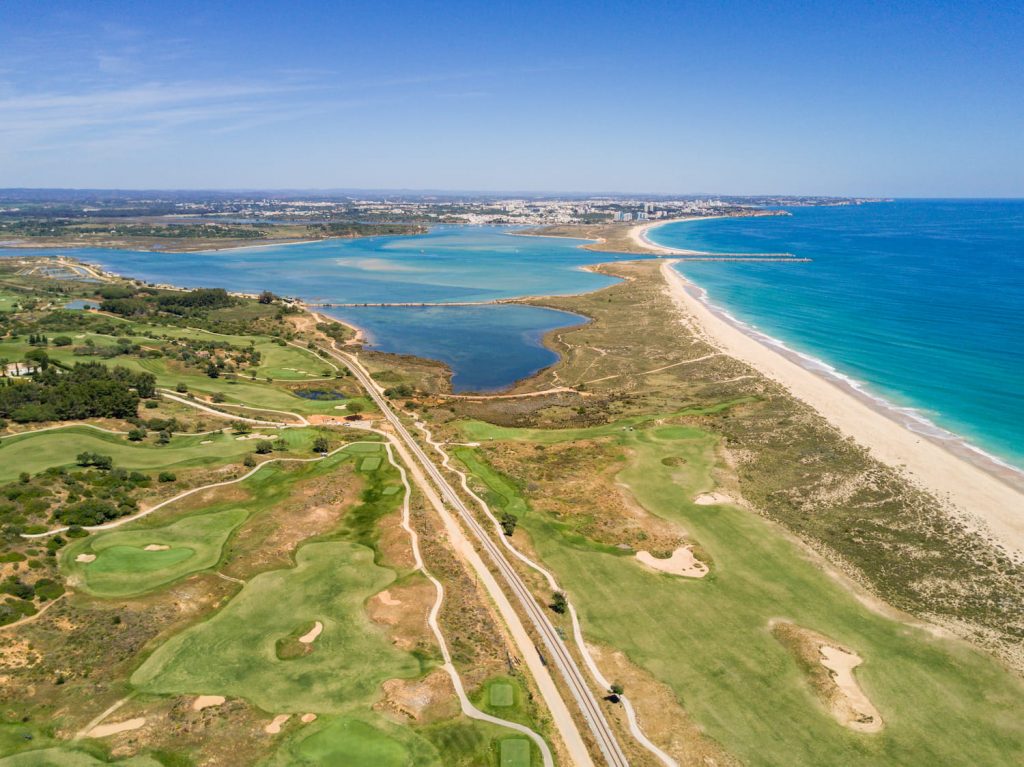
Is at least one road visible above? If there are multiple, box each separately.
[320,339,630,767]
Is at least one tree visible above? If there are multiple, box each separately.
[610,683,624,696]
[255,440,274,454]
[549,591,568,614]
[127,427,146,442]
[157,429,172,444]
[158,471,176,482]
[258,290,275,304]
[313,436,330,454]
[206,363,220,378]
[243,454,256,467]
[175,382,188,393]
[500,511,517,536]
[346,401,365,415]
[232,421,252,435]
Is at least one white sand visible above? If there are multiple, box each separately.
[75,553,96,563]
[377,590,402,606]
[143,544,170,551]
[662,261,1024,557]
[629,217,717,255]
[87,717,145,738]
[264,714,290,734]
[298,621,323,644]
[200,439,213,444]
[301,713,317,723]
[820,646,883,733]
[636,547,708,578]
[192,695,225,711]
[694,492,735,506]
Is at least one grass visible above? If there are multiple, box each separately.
[130,540,422,714]
[0,426,318,483]
[0,749,162,766]
[456,420,1024,767]
[62,508,247,597]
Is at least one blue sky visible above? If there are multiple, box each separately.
[1,0,1021,195]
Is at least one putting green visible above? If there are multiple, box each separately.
[456,419,1024,767]
[62,508,247,597]
[284,717,413,767]
[500,739,531,767]
[131,541,421,714]
[359,455,382,472]
[488,682,515,707]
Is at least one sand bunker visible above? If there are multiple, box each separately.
[820,645,884,733]
[264,714,291,734]
[694,492,736,506]
[192,695,225,711]
[301,713,317,723]
[772,621,884,733]
[298,621,323,644]
[636,546,708,578]
[87,717,146,738]
[75,553,96,563]
[144,544,170,551]
[377,590,402,606]
[201,439,213,444]
[235,433,274,441]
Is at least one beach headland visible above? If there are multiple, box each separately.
[661,259,1024,556]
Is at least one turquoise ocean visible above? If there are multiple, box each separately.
[652,200,1024,471]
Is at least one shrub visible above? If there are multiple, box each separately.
[127,428,146,442]
[313,436,330,454]
[175,382,188,393]
[158,471,176,483]
[243,454,256,467]
[144,400,159,409]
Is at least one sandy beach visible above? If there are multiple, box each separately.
[660,259,1024,557]
[630,217,723,255]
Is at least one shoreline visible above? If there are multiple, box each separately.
[660,259,1024,557]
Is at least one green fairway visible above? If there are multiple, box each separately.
[456,420,1024,767]
[62,508,247,597]
[0,749,161,766]
[131,540,421,714]
[0,426,317,483]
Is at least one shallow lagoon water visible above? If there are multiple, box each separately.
[1,227,625,391]
[653,201,1024,469]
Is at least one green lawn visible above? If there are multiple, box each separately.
[456,419,1024,767]
[62,507,247,597]
[0,426,316,482]
[130,540,421,714]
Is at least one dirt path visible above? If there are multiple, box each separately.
[377,437,556,767]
